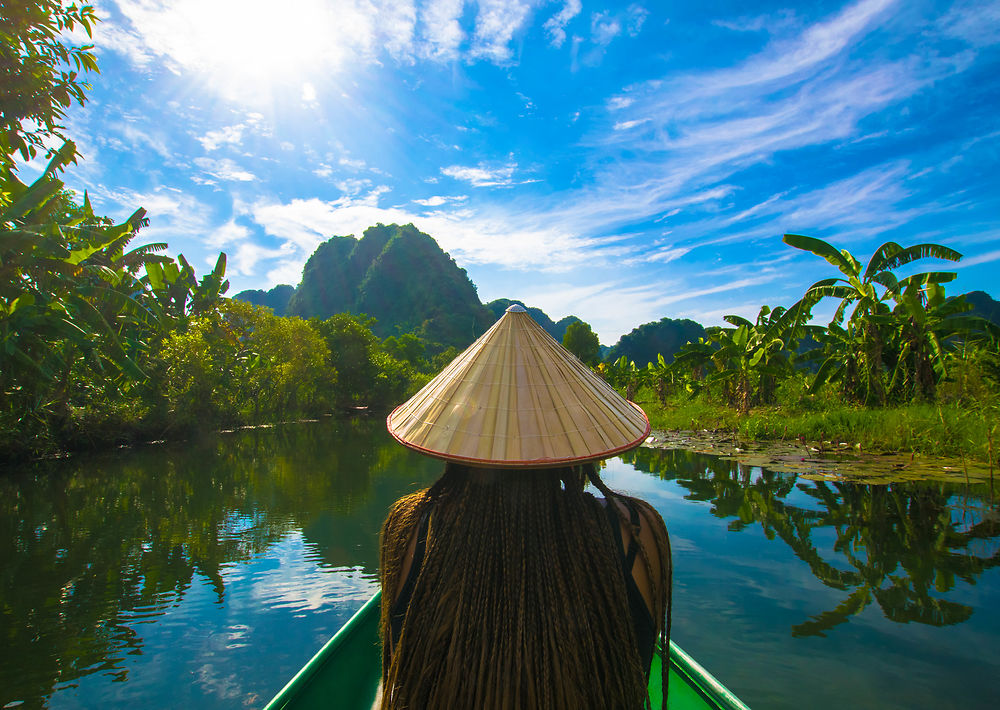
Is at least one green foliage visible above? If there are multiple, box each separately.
[383,332,427,369]
[561,320,600,365]
[0,1,100,167]
[233,283,294,316]
[606,317,705,368]
[596,235,998,464]
[154,301,332,430]
[310,312,420,409]
[287,223,493,350]
[483,299,581,342]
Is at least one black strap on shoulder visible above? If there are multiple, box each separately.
[604,498,641,569]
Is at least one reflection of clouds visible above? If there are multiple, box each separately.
[243,535,377,615]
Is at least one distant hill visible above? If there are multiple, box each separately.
[285,223,494,349]
[233,284,294,316]
[607,317,706,367]
[965,290,1000,325]
[483,299,583,343]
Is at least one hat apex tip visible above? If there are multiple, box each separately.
[505,304,527,313]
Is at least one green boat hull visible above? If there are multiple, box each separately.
[265,592,749,710]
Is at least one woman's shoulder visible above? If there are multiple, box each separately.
[382,490,433,547]
[602,495,666,530]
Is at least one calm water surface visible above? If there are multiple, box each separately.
[1,418,998,709]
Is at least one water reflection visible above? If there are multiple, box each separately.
[620,447,1000,637]
[0,418,441,708]
[3,421,999,709]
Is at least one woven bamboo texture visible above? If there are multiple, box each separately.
[387,307,650,467]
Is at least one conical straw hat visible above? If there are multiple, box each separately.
[387,305,650,467]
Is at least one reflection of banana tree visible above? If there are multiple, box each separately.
[787,482,993,636]
[622,448,1000,636]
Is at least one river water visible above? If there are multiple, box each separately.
[1,417,997,709]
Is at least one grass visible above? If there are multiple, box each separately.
[637,386,999,464]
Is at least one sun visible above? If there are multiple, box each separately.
[125,0,349,99]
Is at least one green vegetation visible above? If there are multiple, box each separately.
[233,283,294,316]
[599,236,1000,464]
[0,0,99,168]
[285,223,494,349]
[562,320,600,365]
[483,298,582,342]
[0,8,452,461]
[606,317,705,368]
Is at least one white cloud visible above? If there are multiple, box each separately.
[420,0,466,59]
[105,0,544,90]
[626,4,648,36]
[953,248,1000,269]
[302,82,318,104]
[207,219,251,248]
[544,0,581,48]
[591,11,622,47]
[441,161,527,187]
[339,156,368,170]
[413,194,468,206]
[608,95,635,110]
[613,118,649,131]
[194,157,257,182]
[231,241,292,277]
[197,125,245,151]
[470,0,533,63]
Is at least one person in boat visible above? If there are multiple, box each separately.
[379,304,672,710]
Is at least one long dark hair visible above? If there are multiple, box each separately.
[380,462,671,709]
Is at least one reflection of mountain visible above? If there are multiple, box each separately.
[0,418,441,708]
[621,447,1000,636]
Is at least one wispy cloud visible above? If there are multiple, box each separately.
[441,161,524,187]
[544,0,581,48]
[413,194,468,206]
[103,0,548,88]
[420,0,465,59]
[470,0,533,63]
[953,248,1000,269]
[193,157,257,182]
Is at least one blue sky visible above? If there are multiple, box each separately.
[37,0,1000,344]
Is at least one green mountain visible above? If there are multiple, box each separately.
[607,317,707,367]
[285,223,494,348]
[233,284,294,316]
[483,299,583,343]
[965,290,1000,325]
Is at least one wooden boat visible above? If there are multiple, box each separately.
[264,591,750,710]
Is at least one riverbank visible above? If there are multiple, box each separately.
[641,428,997,485]
[637,390,998,473]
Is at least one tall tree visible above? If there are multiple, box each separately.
[562,320,600,365]
[0,0,100,167]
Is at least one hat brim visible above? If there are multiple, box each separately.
[386,400,651,468]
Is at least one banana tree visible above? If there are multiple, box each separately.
[783,234,962,405]
[886,277,1000,401]
[1,145,148,417]
[599,355,643,401]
